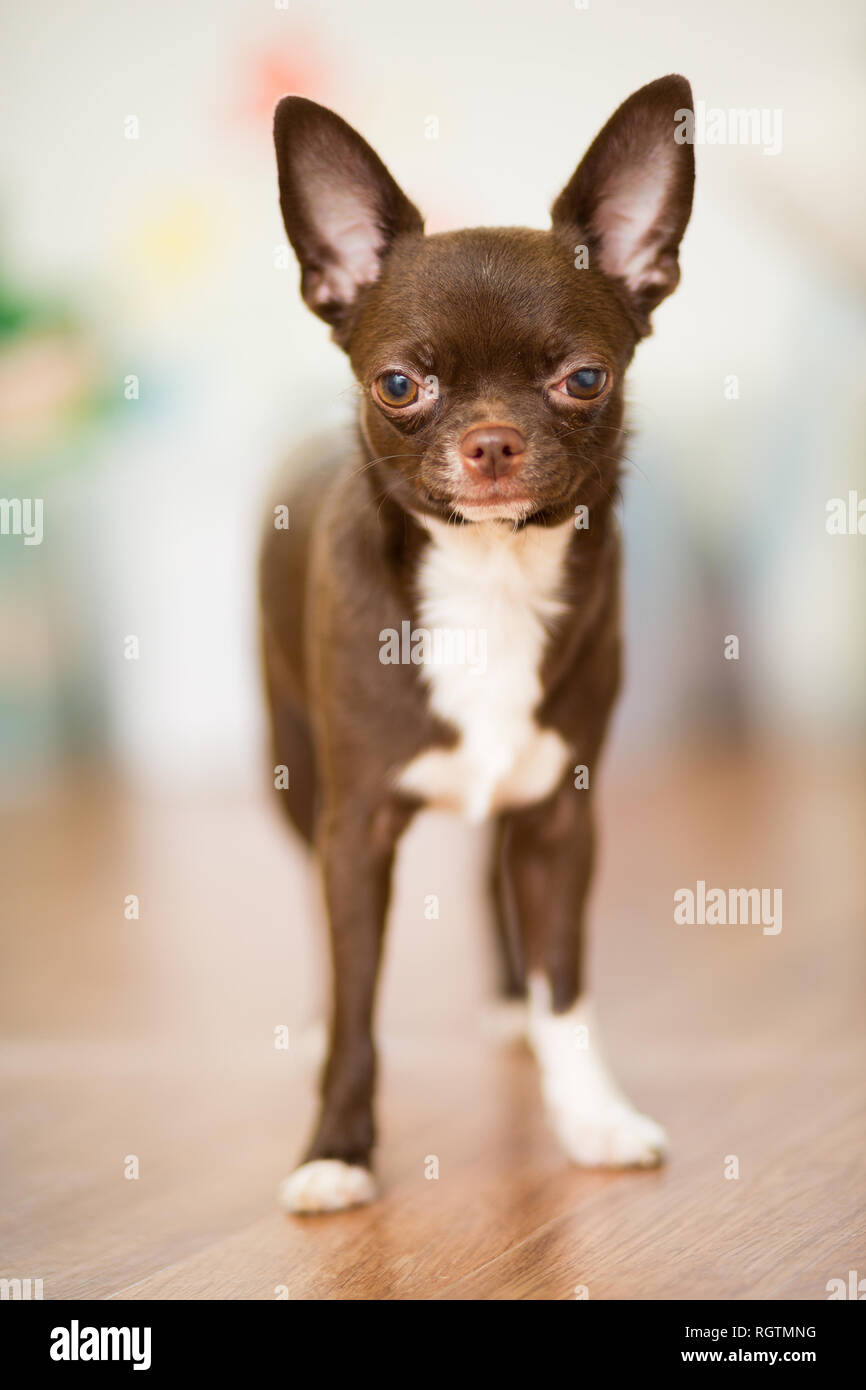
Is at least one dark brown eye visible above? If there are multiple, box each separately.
[374,372,419,408]
[564,368,608,400]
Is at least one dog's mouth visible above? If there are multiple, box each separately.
[416,455,585,525]
[453,494,535,522]
[417,477,537,522]
[446,471,538,522]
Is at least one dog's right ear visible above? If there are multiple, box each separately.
[274,96,424,341]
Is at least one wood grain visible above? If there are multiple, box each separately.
[1,752,863,1300]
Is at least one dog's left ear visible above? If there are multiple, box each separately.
[552,75,695,332]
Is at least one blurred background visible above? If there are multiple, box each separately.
[1,0,865,1300]
[1,0,864,798]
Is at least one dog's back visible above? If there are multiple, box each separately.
[259,429,353,842]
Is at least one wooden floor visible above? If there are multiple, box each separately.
[1,751,864,1300]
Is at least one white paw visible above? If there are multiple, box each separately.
[278,1159,377,1214]
[527,977,668,1170]
[550,1102,668,1168]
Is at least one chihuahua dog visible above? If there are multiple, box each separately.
[261,76,694,1212]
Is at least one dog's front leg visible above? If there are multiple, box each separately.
[279,798,410,1214]
[503,781,668,1168]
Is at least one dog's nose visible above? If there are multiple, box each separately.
[459,424,526,480]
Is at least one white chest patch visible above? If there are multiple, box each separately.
[395,517,574,822]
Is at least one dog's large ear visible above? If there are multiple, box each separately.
[552,75,695,332]
[274,96,424,340]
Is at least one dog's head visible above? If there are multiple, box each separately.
[274,77,694,526]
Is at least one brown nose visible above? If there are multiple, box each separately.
[459,424,526,480]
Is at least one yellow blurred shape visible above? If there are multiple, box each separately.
[133,197,214,280]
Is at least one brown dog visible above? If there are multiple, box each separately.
[261,76,694,1212]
